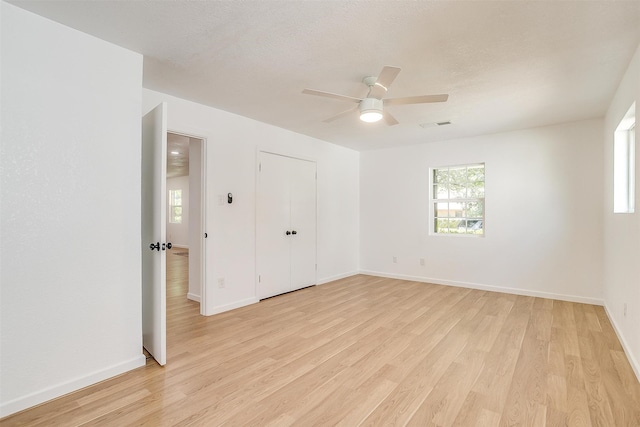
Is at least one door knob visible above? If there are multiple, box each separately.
[149,242,160,251]
[291,230,297,235]
[166,242,172,250]
[286,231,291,235]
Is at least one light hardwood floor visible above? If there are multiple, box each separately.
[3,249,640,426]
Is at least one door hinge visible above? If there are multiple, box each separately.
[258,275,261,283]
[315,263,317,271]
[259,163,261,172]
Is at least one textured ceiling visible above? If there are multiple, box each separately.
[11,1,640,151]
[167,133,190,178]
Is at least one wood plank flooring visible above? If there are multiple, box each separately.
[2,249,639,426]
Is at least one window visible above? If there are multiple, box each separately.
[614,102,636,213]
[169,189,183,224]
[431,163,485,235]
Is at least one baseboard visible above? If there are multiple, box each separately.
[317,271,359,285]
[603,304,640,382]
[0,355,146,418]
[207,297,259,316]
[187,292,200,303]
[358,270,605,306]
[203,273,358,315]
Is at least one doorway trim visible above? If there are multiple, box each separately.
[167,129,207,316]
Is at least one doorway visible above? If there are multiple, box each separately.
[166,132,206,314]
[142,106,207,366]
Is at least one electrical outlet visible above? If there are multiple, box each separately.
[218,278,225,288]
[624,303,627,317]
[393,256,398,264]
[420,258,425,266]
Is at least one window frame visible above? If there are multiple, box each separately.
[429,162,485,237]
[613,102,636,214]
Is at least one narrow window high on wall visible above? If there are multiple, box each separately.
[431,163,485,235]
[614,103,636,213]
[169,189,183,223]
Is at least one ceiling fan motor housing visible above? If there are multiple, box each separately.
[360,97,383,114]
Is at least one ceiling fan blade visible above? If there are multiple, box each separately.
[302,88,362,103]
[384,94,449,106]
[383,111,399,126]
[369,66,401,99]
[323,105,359,123]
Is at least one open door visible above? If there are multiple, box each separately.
[142,103,168,366]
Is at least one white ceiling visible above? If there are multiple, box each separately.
[12,1,640,151]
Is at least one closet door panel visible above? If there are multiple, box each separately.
[256,152,292,299]
[290,158,317,290]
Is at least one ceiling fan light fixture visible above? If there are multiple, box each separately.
[360,111,383,123]
[359,98,383,123]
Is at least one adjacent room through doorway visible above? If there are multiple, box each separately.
[165,132,205,325]
[166,132,205,307]
[166,132,191,307]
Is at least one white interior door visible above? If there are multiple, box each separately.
[256,152,317,299]
[290,159,317,290]
[141,103,167,366]
[256,152,292,299]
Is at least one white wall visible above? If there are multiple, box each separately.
[360,119,604,304]
[166,175,189,248]
[142,89,360,315]
[0,3,145,417]
[603,43,640,379]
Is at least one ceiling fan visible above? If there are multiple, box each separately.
[302,66,448,126]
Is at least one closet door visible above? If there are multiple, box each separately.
[256,152,292,299]
[256,152,317,299]
[290,158,317,290]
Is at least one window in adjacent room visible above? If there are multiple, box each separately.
[431,163,485,235]
[614,102,636,213]
[169,189,183,223]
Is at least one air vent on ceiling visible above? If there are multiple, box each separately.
[420,120,452,128]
